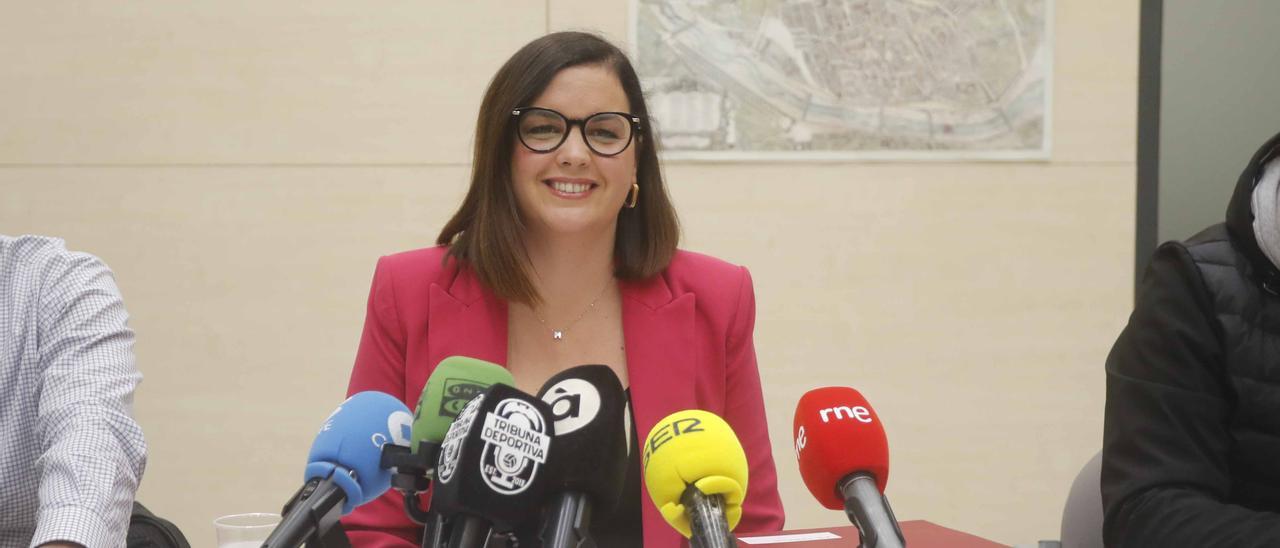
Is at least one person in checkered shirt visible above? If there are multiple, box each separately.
[0,235,147,548]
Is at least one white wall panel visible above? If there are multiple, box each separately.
[0,2,541,164]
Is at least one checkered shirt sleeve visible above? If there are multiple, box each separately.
[0,236,147,548]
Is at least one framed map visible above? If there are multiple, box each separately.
[631,0,1053,161]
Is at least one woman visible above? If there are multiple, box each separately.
[342,31,784,547]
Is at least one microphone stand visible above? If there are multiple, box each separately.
[838,473,904,548]
[540,491,594,548]
[380,441,453,547]
[680,487,736,548]
[265,475,353,548]
[422,513,450,548]
[381,441,439,514]
[310,526,354,548]
[446,515,491,548]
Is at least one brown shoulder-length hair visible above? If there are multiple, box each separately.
[436,31,679,305]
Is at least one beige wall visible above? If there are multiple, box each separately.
[0,2,1137,546]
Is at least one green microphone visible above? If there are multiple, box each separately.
[412,355,515,453]
[387,356,514,532]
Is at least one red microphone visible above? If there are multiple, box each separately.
[793,387,903,548]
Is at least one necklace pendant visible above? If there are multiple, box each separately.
[553,330,564,341]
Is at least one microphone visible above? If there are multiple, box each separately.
[642,410,747,548]
[263,391,413,548]
[379,356,514,546]
[431,382,556,547]
[793,387,903,548]
[413,356,516,459]
[383,358,514,511]
[534,365,628,548]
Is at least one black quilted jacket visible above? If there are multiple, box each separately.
[1102,130,1280,546]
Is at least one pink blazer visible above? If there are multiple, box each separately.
[340,246,785,547]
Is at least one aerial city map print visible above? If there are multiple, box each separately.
[632,0,1052,160]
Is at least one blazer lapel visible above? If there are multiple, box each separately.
[621,275,696,434]
[621,275,696,547]
[427,264,508,374]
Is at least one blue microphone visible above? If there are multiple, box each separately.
[263,391,414,547]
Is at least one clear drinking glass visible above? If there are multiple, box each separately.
[213,512,281,548]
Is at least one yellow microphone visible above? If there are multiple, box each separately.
[642,410,748,547]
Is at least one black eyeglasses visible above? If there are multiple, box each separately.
[512,107,642,157]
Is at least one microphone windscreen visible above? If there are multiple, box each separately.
[432,383,556,531]
[535,364,628,508]
[792,386,889,510]
[641,410,748,537]
[305,391,413,513]
[412,356,514,451]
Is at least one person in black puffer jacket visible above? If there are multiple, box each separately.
[1103,130,1280,546]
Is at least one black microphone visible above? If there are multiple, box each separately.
[430,383,557,548]
[534,365,629,548]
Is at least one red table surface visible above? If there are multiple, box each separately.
[736,520,1008,547]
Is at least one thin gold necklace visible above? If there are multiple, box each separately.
[532,279,614,341]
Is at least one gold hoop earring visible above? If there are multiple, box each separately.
[625,183,639,209]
